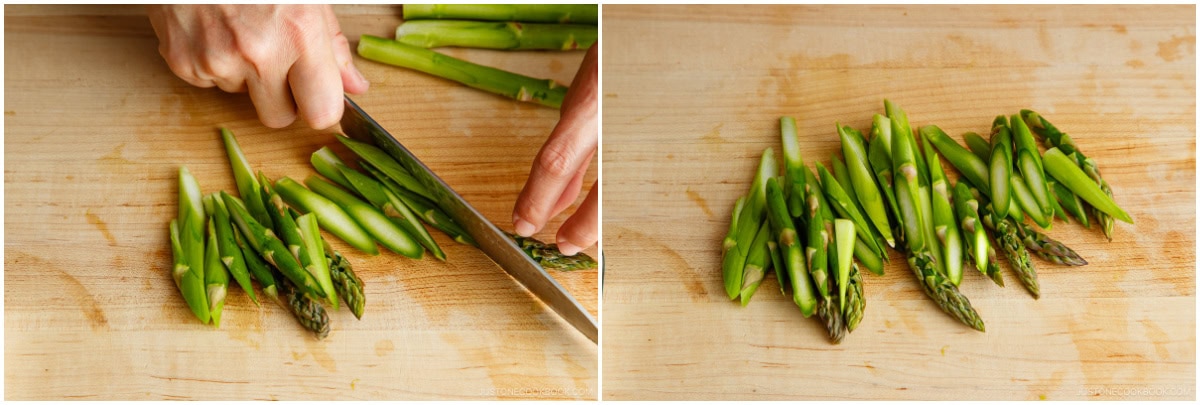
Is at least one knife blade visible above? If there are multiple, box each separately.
[340,96,598,343]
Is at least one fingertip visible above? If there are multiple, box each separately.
[556,241,583,256]
[513,216,537,237]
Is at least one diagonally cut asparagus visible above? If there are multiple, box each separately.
[1021,110,1120,239]
[1011,114,1055,222]
[336,165,447,261]
[980,202,1039,299]
[221,191,326,299]
[220,128,272,228]
[766,177,816,316]
[274,177,380,255]
[833,219,856,313]
[839,123,895,248]
[204,218,228,327]
[325,244,364,319]
[360,161,476,246]
[953,182,1004,286]
[963,132,991,163]
[1042,147,1132,224]
[989,117,1013,221]
[277,275,331,340]
[336,136,435,201]
[176,167,210,324]
[844,262,865,333]
[738,220,772,306]
[509,233,599,271]
[304,175,424,259]
[722,148,776,300]
[210,195,258,305]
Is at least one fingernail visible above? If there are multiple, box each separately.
[513,217,536,237]
[353,66,369,87]
[557,241,583,256]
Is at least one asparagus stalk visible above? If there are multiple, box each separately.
[1010,173,1051,228]
[767,240,788,296]
[210,195,258,305]
[921,125,990,193]
[233,220,279,304]
[1021,110,1120,238]
[295,212,338,310]
[1011,114,1054,227]
[1011,217,1088,266]
[722,148,776,300]
[402,4,598,25]
[1053,180,1090,228]
[955,182,1003,286]
[310,146,353,189]
[803,169,833,300]
[220,128,272,228]
[779,117,808,217]
[1042,147,1132,224]
[277,275,331,340]
[989,117,1014,221]
[738,221,772,306]
[886,100,928,185]
[980,202,1040,299]
[844,262,865,333]
[839,123,895,248]
[831,155,859,213]
[396,20,596,51]
[816,164,886,259]
[204,219,228,327]
[963,132,991,163]
[273,177,380,255]
[833,219,856,313]
[333,162,446,261]
[304,176,424,259]
[176,167,210,324]
[325,245,365,319]
[360,161,476,246]
[336,136,435,201]
[358,35,568,108]
[907,252,985,331]
[815,292,846,344]
[868,115,902,221]
[169,219,187,290]
[765,177,816,316]
[852,236,884,276]
[924,145,964,286]
[221,191,326,298]
[509,233,599,271]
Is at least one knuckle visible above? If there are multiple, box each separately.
[535,143,579,179]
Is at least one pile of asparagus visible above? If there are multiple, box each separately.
[722,101,1132,342]
[356,4,598,109]
[170,129,595,338]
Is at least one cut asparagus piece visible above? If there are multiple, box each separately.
[981,203,1040,299]
[886,100,928,185]
[1010,173,1051,228]
[831,154,859,211]
[924,142,964,286]
[989,117,1013,222]
[396,20,596,51]
[767,240,787,296]
[221,191,326,298]
[1011,113,1054,218]
[204,218,228,327]
[779,117,807,217]
[296,212,338,310]
[1022,110,1119,239]
[304,176,424,259]
[274,177,380,255]
[817,164,886,259]
[233,220,279,304]
[402,4,598,24]
[220,128,272,228]
[310,146,353,190]
[907,252,986,331]
[1042,147,1132,224]
[509,233,599,271]
[360,161,476,246]
[953,183,988,274]
[803,169,833,300]
[1011,218,1088,266]
[336,136,435,201]
[834,219,856,313]
[278,275,330,340]
[891,123,926,252]
[722,148,776,300]
[815,292,846,344]
[844,262,865,333]
[358,35,568,108]
[326,246,364,319]
[177,167,210,324]
[766,177,816,316]
[1053,180,1090,228]
[210,195,258,305]
[921,125,990,194]
[333,163,446,261]
[868,115,902,221]
[853,236,884,276]
[839,123,895,248]
[738,220,772,306]
[963,132,991,163]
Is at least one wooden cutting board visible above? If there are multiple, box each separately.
[602,5,1194,400]
[4,5,596,400]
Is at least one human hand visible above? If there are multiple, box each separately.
[147,4,369,129]
[512,44,599,256]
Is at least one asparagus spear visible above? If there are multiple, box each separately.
[360,161,476,246]
[921,125,990,193]
[304,176,424,259]
[204,218,228,327]
[1011,114,1054,227]
[221,191,326,299]
[893,124,985,331]
[868,115,902,221]
[210,195,258,305]
[1022,110,1120,238]
[233,220,279,304]
[817,164,886,258]
[722,148,776,300]
[1010,173,1051,228]
[325,244,365,319]
[396,20,596,51]
[831,155,859,212]
[924,144,964,286]
[833,219,856,313]
[509,233,599,271]
[779,117,807,217]
[886,100,928,185]
[1053,180,1090,228]
[1010,217,1088,266]
[852,236,884,276]
[273,177,380,255]
[803,169,833,300]
[767,240,788,296]
[277,275,331,340]
[963,132,991,163]
[1042,147,1132,224]
[815,292,846,344]
[176,167,210,324]
[980,202,1039,299]
[295,212,338,310]
[738,221,772,306]
[219,128,272,228]
[844,262,865,333]
[839,123,895,248]
[989,117,1014,221]
[358,35,567,108]
[336,136,435,201]
[332,162,446,261]
[953,182,1001,285]
[765,177,816,316]
[402,4,598,25]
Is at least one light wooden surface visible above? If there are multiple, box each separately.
[602,5,1195,400]
[4,5,596,400]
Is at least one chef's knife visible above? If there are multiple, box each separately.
[340,96,598,343]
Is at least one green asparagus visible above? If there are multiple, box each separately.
[839,123,895,248]
[396,20,596,51]
[402,4,598,25]
[176,167,210,324]
[325,246,365,319]
[304,176,424,259]
[765,177,816,316]
[1042,147,1132,224]
[738,221,772,306]
[221,191,326,299]
[509,233,599,271]
[204,218,228,327]
[844,262,865,333]
[980,202,1039,299]
[273,177,380,255]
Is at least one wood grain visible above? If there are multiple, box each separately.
[4,5,596,400]
[601,5,1195,400]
